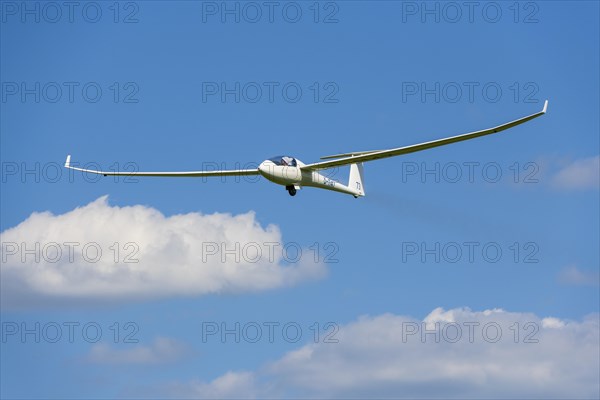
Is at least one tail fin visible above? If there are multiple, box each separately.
[349,163,366,197]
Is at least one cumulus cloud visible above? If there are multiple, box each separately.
[168,372,259,399]
[87,337,188,365]
[551,155,599,190]
[558,265,600,286]
[0,196,326,309]
[169,308,599,399]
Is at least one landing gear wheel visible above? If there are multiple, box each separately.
[286,185,297,196]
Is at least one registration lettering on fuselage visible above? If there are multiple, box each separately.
[323,177,336,187]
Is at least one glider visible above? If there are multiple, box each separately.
[65,100,548,197]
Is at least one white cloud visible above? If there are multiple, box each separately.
[558,265,599,286]
[170,308,600,399]
[168,372,259,399]
[87,337,188,365]
[551,155,599,190]
[0,196,326,309]
[541,317,566,329]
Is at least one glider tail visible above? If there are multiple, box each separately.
[349,162,366,197]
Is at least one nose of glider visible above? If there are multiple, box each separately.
[258,160,274,177]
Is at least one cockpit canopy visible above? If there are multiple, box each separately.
[268,155,297,167]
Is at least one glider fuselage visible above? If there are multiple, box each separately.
[258,159,361,197]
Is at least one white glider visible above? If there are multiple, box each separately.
[65,100,548,197]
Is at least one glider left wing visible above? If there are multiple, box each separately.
[64,155,259,177]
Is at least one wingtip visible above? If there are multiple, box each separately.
[542,99,548,114]
[65,155,71,168]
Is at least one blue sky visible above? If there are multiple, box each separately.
[1,1,599,398]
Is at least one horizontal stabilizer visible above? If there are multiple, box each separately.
[320,150,382,160]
